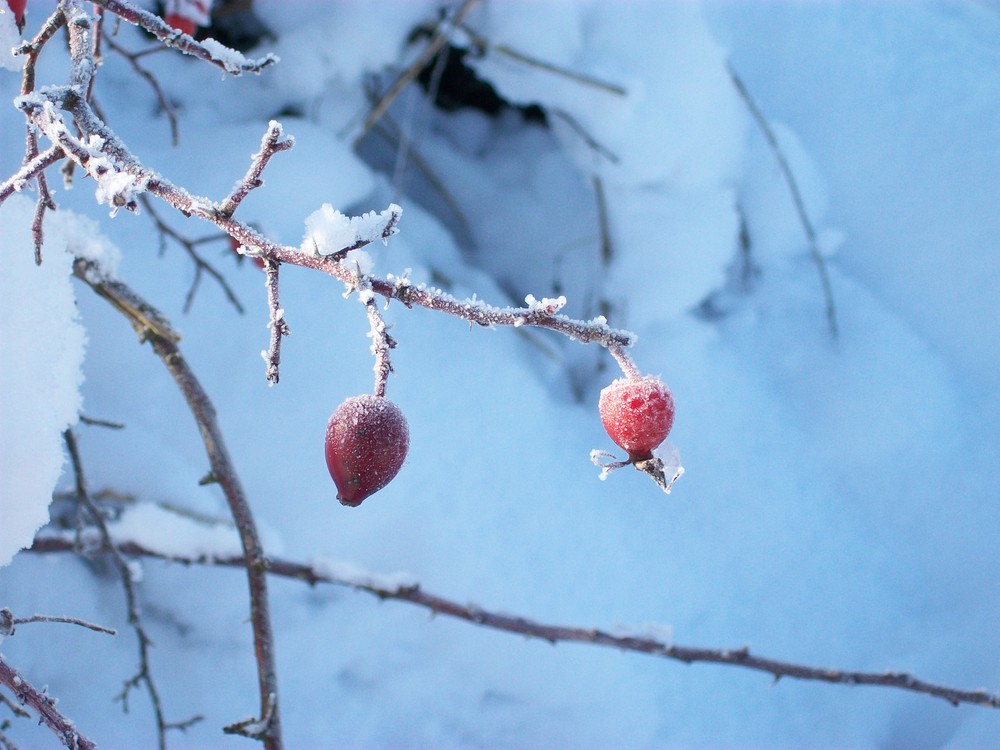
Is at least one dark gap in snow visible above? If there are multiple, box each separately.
[407,29,548,126]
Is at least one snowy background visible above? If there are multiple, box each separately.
[2,0,999,748]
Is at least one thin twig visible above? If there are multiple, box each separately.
[62,429,180,750]
[458,22,627,97]
[7,611,116,636]
[94,0,277,75]
[29,535,1000,711]
[104,35,180,146]
[139,196,245,314]
[727,62,838,338]
[71,261,283,750]
[356,0,482,143]
[79,414,126,429]
[0,694,29,720]
[218,121,294,218]
[0,653,98,750]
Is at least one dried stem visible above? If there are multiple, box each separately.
[727,62,838,338]
[71,260,283,750]
[356,0,482,142]
[62,429,190,750]
[29,535,1000,712]
[0,654,98,750]
[458,22,628,97]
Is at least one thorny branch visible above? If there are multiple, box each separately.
[63,429,201,750]
[0,655,98,750]
[356,275,397,398]
[27,535,1000,712]
[71,259,283,750]
[262,258,289,385]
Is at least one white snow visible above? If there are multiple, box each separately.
[0,7,21,72]
[0,196,87,567]
[300,203,402,257]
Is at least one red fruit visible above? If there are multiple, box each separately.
[325,395,409,506]
[599,375,674,461]
[6,0,26,32]
[164,13,197,36]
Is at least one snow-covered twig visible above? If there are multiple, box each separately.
[0,653,98,750]
[727,62,838,338]
[93,0,277,75]
[28,535,1000,712]
[219,121,294,218]
[355,276,397,398]
[70,262,284,750]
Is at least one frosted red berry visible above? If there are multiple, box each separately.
[325,395,409,507]
[6,0,26,32]
[599,375,674,460]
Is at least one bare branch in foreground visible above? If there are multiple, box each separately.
[71,261,283,750]
[28,535,1000,711]
[0,653,98,750]
[63,429,198,750]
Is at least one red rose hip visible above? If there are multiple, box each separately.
[325,395,409,506]
[599,375,674,460]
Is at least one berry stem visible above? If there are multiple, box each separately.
[609,343,641,380]
[358,277,395,398]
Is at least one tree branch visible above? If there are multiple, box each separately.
[71,260,284,750]
[0,654,98,750]
[28,535,1000,711]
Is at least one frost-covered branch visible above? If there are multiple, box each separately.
[93,0,277,75]
[219,121,294,218]
[355,276,396,397]
[262,259,289,385]
[0,654,98,750]
[70,260,284,750]
[2,609,117,637]
[28,535,1000,712]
